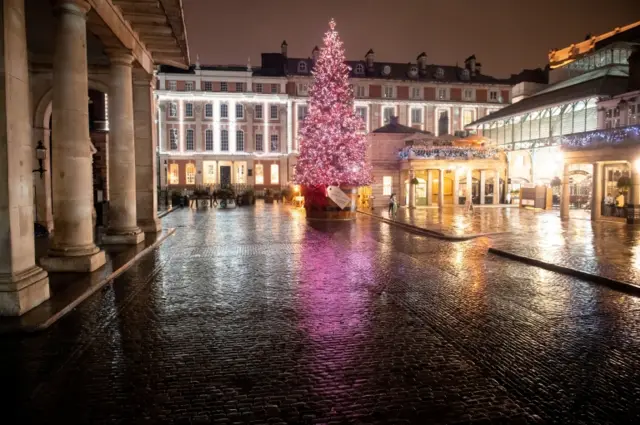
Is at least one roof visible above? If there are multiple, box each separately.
[372,118,431,134]
[158,64,253,74]
[468,65,630,127]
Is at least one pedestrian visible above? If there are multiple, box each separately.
[388,193,397,218]
[465,196,474,213]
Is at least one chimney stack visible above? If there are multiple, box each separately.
[465,55,477,76]
[365,49,375,71]
[281,40,288,57]
[312,46,320,62]
[417,52,427,75]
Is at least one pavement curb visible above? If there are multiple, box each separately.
[6,228,176,334]
[358,210,505,241]
[488,247,640,295]
[158,205,181,218]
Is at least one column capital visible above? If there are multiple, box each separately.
[52,0,91,16]
[133,68,157,87]
[106,49,135,66]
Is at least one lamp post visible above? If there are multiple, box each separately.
[33,140,47,178]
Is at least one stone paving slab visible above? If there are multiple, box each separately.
[2,204,640,424]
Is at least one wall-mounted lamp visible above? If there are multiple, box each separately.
[33,140,47,179]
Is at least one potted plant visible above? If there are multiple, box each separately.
[264,188,274,203]
[241,188,255,205]
[410,177,420,185]
[550,177,562,188]
[281,187,292,203]
[216,187,236,209]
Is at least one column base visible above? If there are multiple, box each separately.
[40,249,106,273]
[627,205,640,224]
[102,229,145,245]
[138,218,162,233]
[0,266,50,316]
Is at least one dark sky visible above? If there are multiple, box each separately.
[183,0,638,78]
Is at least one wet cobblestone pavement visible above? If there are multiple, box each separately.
[3,203,640,424]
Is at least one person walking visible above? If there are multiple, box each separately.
[465,195,474,213]
[388,193,397,218]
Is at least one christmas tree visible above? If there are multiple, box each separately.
[294,19,372,197]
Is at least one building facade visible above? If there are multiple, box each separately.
[156,45,516,190]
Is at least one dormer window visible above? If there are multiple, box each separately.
[461,69,470,80]
[355,63,365,75]
[382,65,391,76]
[409,66,418,77]
[435,68,445,79]
[298,61,308,73]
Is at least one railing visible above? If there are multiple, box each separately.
[562,125,640,150]
[398,146,501,160]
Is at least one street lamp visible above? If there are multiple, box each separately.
[33,140,47,179]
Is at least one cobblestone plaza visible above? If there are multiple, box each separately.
[3,204,640,424]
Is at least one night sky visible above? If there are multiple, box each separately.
[183,0,638,78]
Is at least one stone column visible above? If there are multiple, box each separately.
[628,164,640,224]
[40,0,106,272]
[466,168,472,204]
[438,169,444,209]
[426,170,433,206]
[0,0,50,315]
[133,69,161,232]
[561,163,570,219]
[480,170,486,204]
[408,169,416,208]
[103,50,144,244]
[453,169,460,205]
[493,169,500,204]
[591,162,602,221]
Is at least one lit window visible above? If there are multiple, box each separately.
[271,84,278,94]
[185,163,196,185]
[205,129,213,151]
[168,163,179,184]
[411,87,421,99]
[185,103,193,118]
[356,86,366,97]
[489,91,499,101]
[356,107,367,127]
[298,105,308,121]
[203,161,216,184]
[383,107,394,124]
[185,81,194,91]
[255,83,263,93]
[270,134,279,151]
[167,81,176,91]
[203,81,213,91]
[236,104,244,119]
[438,88,447,100]
[205,103,213,118]
[298,61,308,73]
[236,130,244,151]
[220,129,229,151]
[462,109,474,127]
[169,128,178,150]
[255,134,264,151]
[463,89,474,100]
[185,129,194,150]
[383,86,394,98]
[169,102,177,117]
[298,83,309,95]
[220,82,228,92]
[383,176,392,196]
[220,103,228,118]
[411,108,422,124]
[355,63,365,74]
[236,163,246,184]
[270,164,279,184]
[255,104,263,119]
[235,82,243,92]
[255,164,264,184]
[270,105,278,119]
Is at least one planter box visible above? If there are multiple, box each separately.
[217,199,236,209]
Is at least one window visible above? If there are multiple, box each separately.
[203,81,213,91]
[203,161,216,184]
[461,69,470,80]
[411,87,421,99]
[297,105,308,121]
[462,110,474,127]
[437,109,449,136]
[185,103,193,118]
[270,134,279,151]
[169,128,178,150]
[356,85,366,97]
[255,164,264,184]
[270,105,278,119]
[255,83,263,93]
[255,104,263,119]
[435,68,444,79]
[236,103,244,119]
[255,134,264,151]
[236,130,244,151]
[167,81,176,91]
[383,107,394,124]
[383,176,392,196]
[463,89,474,100]
[411,108,422,124]
[205,129,213,151]
[185,163,196,185]
[168,163,179,184]
[169,102,177,117]
[630,103,639,125]
[298,83,309,95]
[605,107,621,129]
[298,61,308,73]
[220,129,229,151]
[235,82,243,92]
[205,103,213,118]
[355,63,365,74]
[383,86,394,98]
[356,107,367,124]
[185,81,194,91]
[438,88,447,100]
[185,129,194,150]
[220,82,228,92]
[236,163,246,184]
[489,90,499,101]
[220,103,228,118]
[271,84,278,94]
[270,164,279,184]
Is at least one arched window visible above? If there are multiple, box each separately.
[185,163,196,185]
[355,63,365,74]
[298,61,308,73]
[236,130,244,151]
